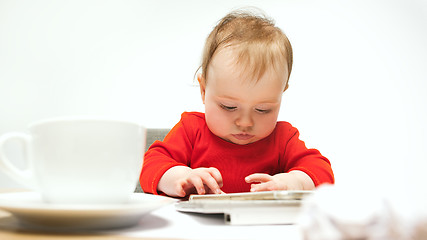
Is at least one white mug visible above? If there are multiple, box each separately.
[0,117,146,204]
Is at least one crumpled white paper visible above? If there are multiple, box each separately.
[298,184,427,240]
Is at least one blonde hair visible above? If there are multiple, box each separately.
[200,9,293,85]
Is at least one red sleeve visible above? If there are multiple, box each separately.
[140,113,197,194]
[282,126,335,186]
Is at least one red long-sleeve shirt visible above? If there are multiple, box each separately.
[140,112,334,194]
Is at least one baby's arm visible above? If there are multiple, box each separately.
[245,170,315,192]
[157,166,223,197]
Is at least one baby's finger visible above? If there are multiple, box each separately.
[188,175,206,195]
[245,173,273,183]
[178,179,198,197]
[199,171,222,194]
[250,181,280,192]
[175,184,186,197]
[207,167,223,188]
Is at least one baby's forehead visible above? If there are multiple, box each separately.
[209,45,289,85]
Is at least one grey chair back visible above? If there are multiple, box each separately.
[135,128,170,193]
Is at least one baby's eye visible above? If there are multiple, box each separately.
[220,104,237,111]
[255,108,271,114]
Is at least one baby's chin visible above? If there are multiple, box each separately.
[221,135,261,145]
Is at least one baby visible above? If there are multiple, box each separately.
[140,9,334,197]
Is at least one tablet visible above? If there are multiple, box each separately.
[175,190,313,225]
[188,190,313,201]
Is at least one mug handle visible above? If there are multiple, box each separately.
[0,132,36,189]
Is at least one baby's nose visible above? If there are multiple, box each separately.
[235,114,254,128]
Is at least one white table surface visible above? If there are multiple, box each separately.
[0,190,304,240]
[104,203,303,240]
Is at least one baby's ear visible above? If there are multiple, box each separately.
[284,82,289,92]
[197,74,206,104]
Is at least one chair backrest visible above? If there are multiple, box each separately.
[135,128,170,193]
[144,128,170,151]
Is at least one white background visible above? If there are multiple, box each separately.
[1,0,426,201]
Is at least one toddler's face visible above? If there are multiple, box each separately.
[200,48,288,145]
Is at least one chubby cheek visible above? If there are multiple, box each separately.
[204,103,230,137]
[256,112,279,138]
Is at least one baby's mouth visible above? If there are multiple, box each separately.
[232,133,255,141]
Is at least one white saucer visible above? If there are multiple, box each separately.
[0,192,175,230]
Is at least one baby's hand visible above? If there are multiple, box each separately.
[245,171,315,192]
[180,167,223,196]
[158,166,223,197]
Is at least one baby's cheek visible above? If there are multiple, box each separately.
[206,111,231,135]
[257,116,277,138]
